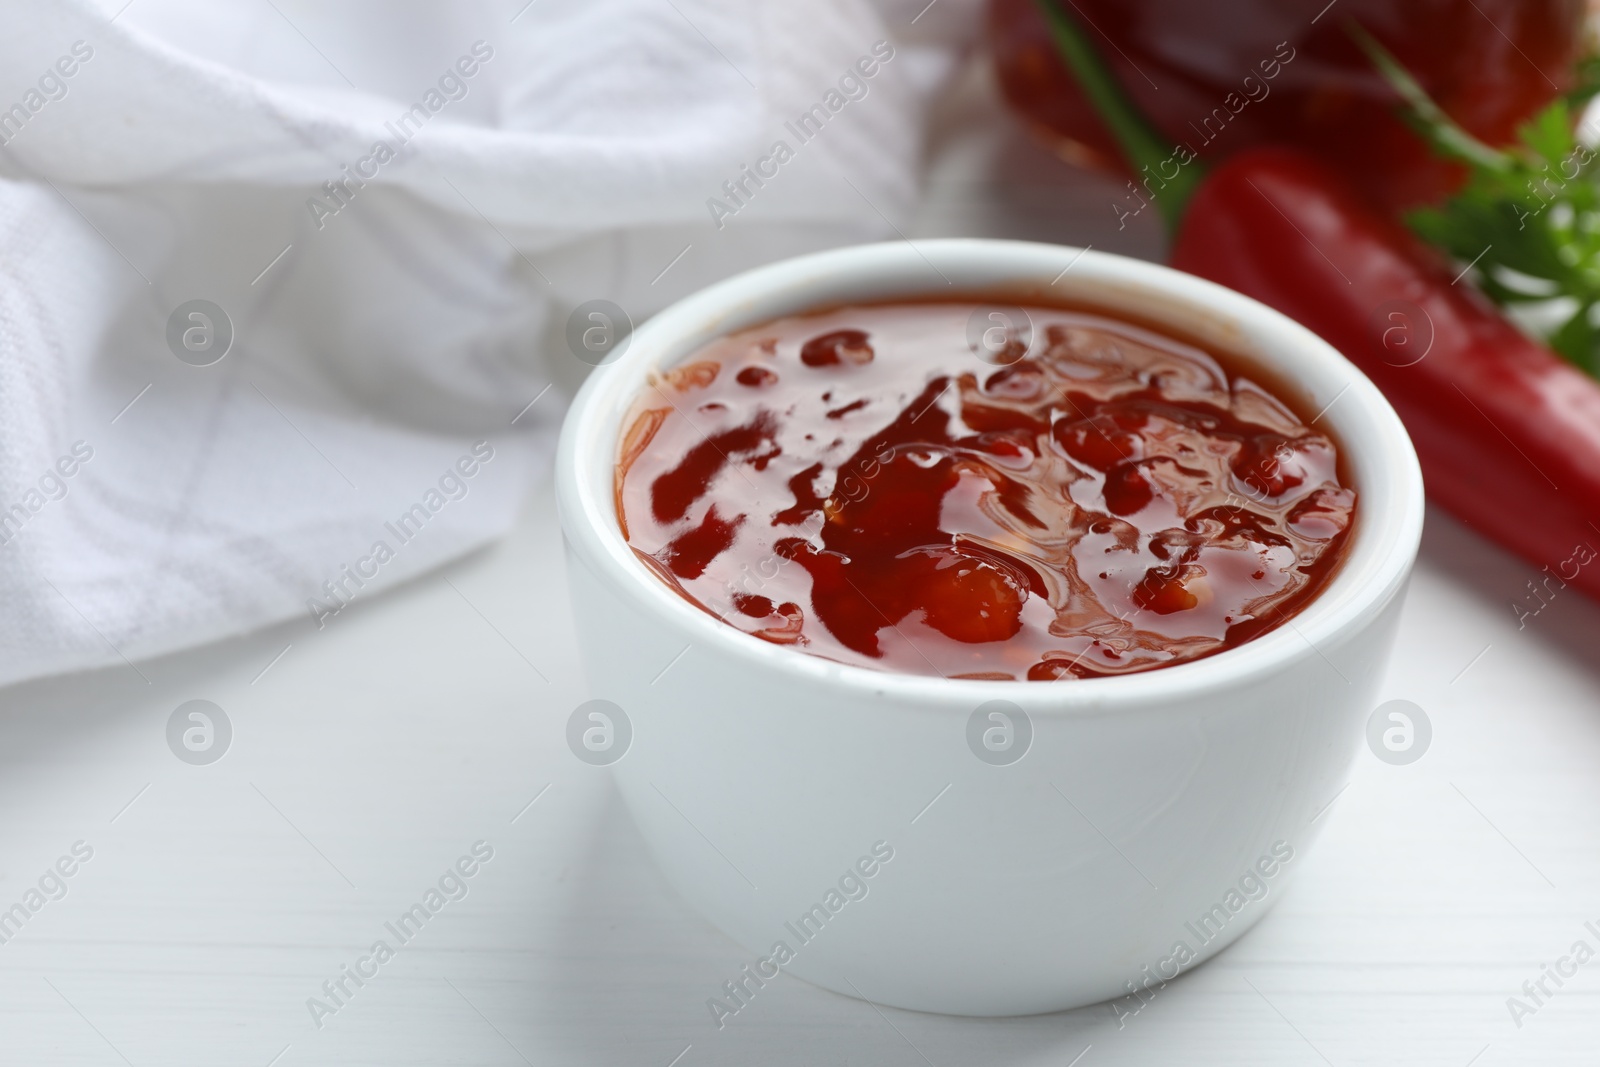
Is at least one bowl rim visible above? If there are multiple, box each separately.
[555,238,1424,712]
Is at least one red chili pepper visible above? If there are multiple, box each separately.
[1170,148,1600,607]
[1035,0,1600,609]
[991,0,1585,213]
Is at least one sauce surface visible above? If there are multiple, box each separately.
[617,302,1355,680]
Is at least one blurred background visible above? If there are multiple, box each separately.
[1,0,1598,1063]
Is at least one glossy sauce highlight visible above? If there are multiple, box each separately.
[617,301,1355,680]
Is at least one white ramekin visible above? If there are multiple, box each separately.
[556,239,1423,1016]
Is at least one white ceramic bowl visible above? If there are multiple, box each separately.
[555,239,1423,1016]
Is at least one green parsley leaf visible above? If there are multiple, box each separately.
[1354,24,1600,377]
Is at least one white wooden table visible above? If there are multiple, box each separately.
[2,61,1598,1067]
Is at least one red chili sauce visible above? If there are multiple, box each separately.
[616,301,1355,680]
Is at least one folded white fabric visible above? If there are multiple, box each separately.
[0,0,978,688]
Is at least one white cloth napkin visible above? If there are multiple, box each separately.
[0,0,978,688]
